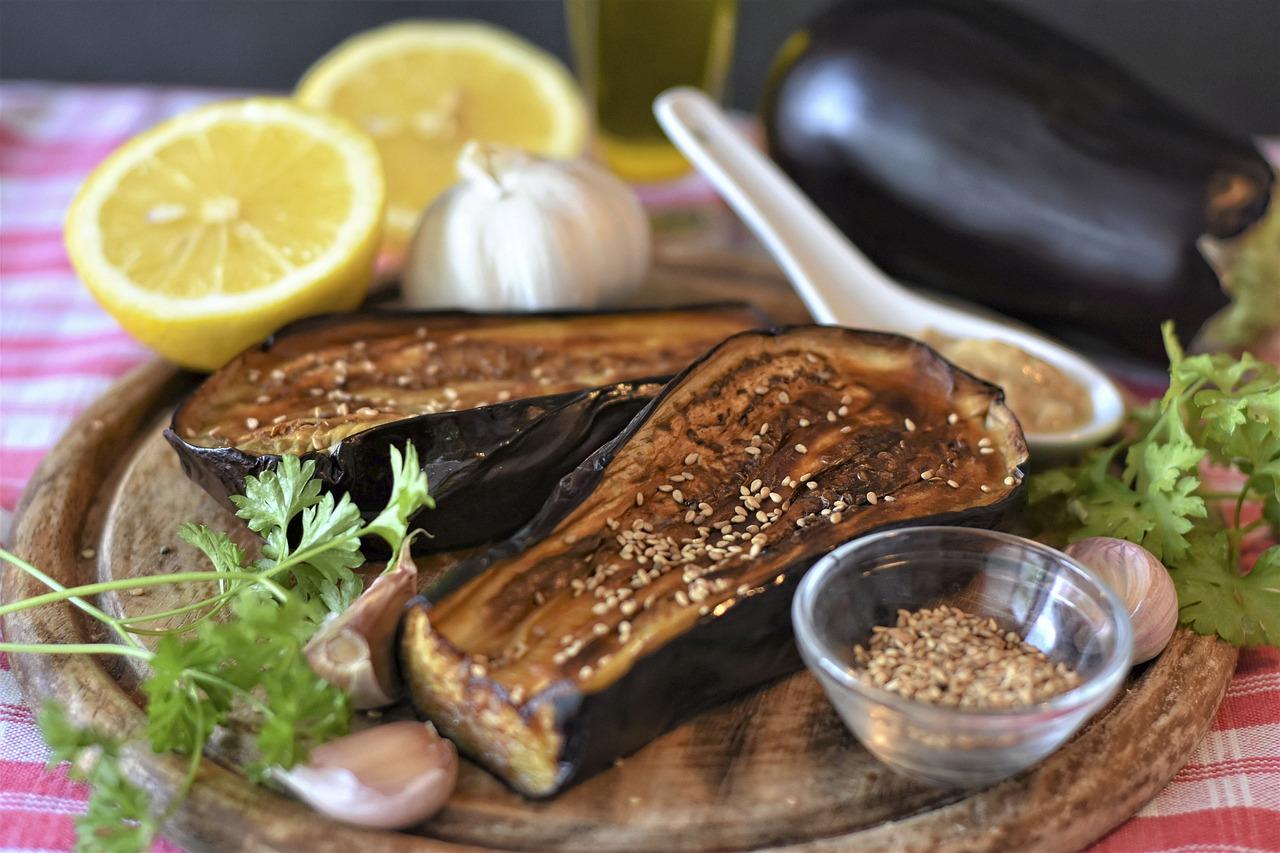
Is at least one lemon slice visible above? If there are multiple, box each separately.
[65,98,385,371]
[296,21,587,250]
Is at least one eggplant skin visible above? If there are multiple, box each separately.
[402,326,1029,797]
[764,0,1274,362]
[165,305,764,554]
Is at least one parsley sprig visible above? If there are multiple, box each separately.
[0,444,433,852]
[1030,323,1280,647]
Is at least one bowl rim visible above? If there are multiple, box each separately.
[792,525,1135,722]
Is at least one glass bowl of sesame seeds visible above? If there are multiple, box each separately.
[792,526,1133,788]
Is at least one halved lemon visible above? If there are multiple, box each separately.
[296,21,587,250]
[65,98,385,371]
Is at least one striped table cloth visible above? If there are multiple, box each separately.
[1,82,1278,853]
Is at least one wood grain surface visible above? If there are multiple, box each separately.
[1,251,1239,852]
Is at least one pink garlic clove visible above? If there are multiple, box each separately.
[1065,537,1178,664]
[275,721,457,829]
[305,544,417,709]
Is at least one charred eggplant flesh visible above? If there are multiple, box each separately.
[402,326,1029,796]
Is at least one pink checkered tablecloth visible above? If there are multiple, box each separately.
[1,81,1278,852]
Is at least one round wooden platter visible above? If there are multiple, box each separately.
[2,249,1238,853]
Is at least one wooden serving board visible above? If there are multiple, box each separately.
[2,249,1238,852]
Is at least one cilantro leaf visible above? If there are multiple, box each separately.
[39,703,156,853]
[1174,533,1280,647]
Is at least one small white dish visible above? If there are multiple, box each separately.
[654,87,1126,456]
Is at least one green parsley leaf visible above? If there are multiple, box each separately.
[38,703,156,853]
[140,593,350,779]
[290,491,364,618]
[230,455,323,563]
[1030,321,1280,647]
[1174,532,1280,647]
[361,443,434,556]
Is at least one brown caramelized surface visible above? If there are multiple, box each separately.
[174,308,761,455]
[427,330,1027,701]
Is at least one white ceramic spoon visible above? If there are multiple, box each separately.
[654,87,1126,455]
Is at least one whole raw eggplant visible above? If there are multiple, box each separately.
[763,0,1274,362]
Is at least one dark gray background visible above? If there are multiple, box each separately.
[2,0,1278,134]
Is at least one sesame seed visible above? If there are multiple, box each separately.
[795,443,808,453]
[759,422,770,436]
[947,479,960,489]
[921,469,934,480]
[684,452,700,465]
[827,411,838,422]
[838,406,849,416]
[980,484,991,493]
[579,665,594,679]
[470,663,487,678]
[904,418,916,431]
[659,484,674,492]
[840,425,852,434]
[672,489,684,503]
[806,481,818,491]
[829,511,844,524]
[593,623,609,636]
[799,472,812,483]
[675,590,690,607]
[745,446,761,456]
[1005,476,1016,486]
[244,417,259,430]
[778,391,790,404]
[948,413,959,425]
[980,446,996,454]
[867,491,878,504]
[755,386,769,395]
[978,437,992,448]
[799,418,811,427]
[769,491,783,503]
[270,369,286,381]
[883,495,896,502]
[636,492,645,506]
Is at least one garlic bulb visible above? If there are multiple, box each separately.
[274,721,457,829]
[304,545,417,709]
[1065,537,1178,664]
[403,142,650,310]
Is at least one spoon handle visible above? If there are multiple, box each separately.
[653,87,924,329]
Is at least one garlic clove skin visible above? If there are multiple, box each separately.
[1064,537,1178,664]
[305,545,417,709]
[274,721,457,830]
[403,141,651,311]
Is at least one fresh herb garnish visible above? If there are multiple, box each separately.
[1204,194,1280,349]
[1030,322,1280,647]
[0,444,434,852]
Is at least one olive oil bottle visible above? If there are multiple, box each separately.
[566,0,737,182]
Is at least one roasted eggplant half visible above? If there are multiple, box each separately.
[402,326,1029,796]
[166,306,763,552]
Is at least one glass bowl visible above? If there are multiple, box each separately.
[792,526,1133,787]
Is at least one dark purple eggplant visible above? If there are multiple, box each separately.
[165,306,764,553]
[763,0,1274,362]
[401,326,1029,796]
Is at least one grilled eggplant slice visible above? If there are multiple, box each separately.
[402,326,1029,796]
[166,306,763,552]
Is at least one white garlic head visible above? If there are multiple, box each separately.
[1065,537,1178,664]
[403,142,651,310]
